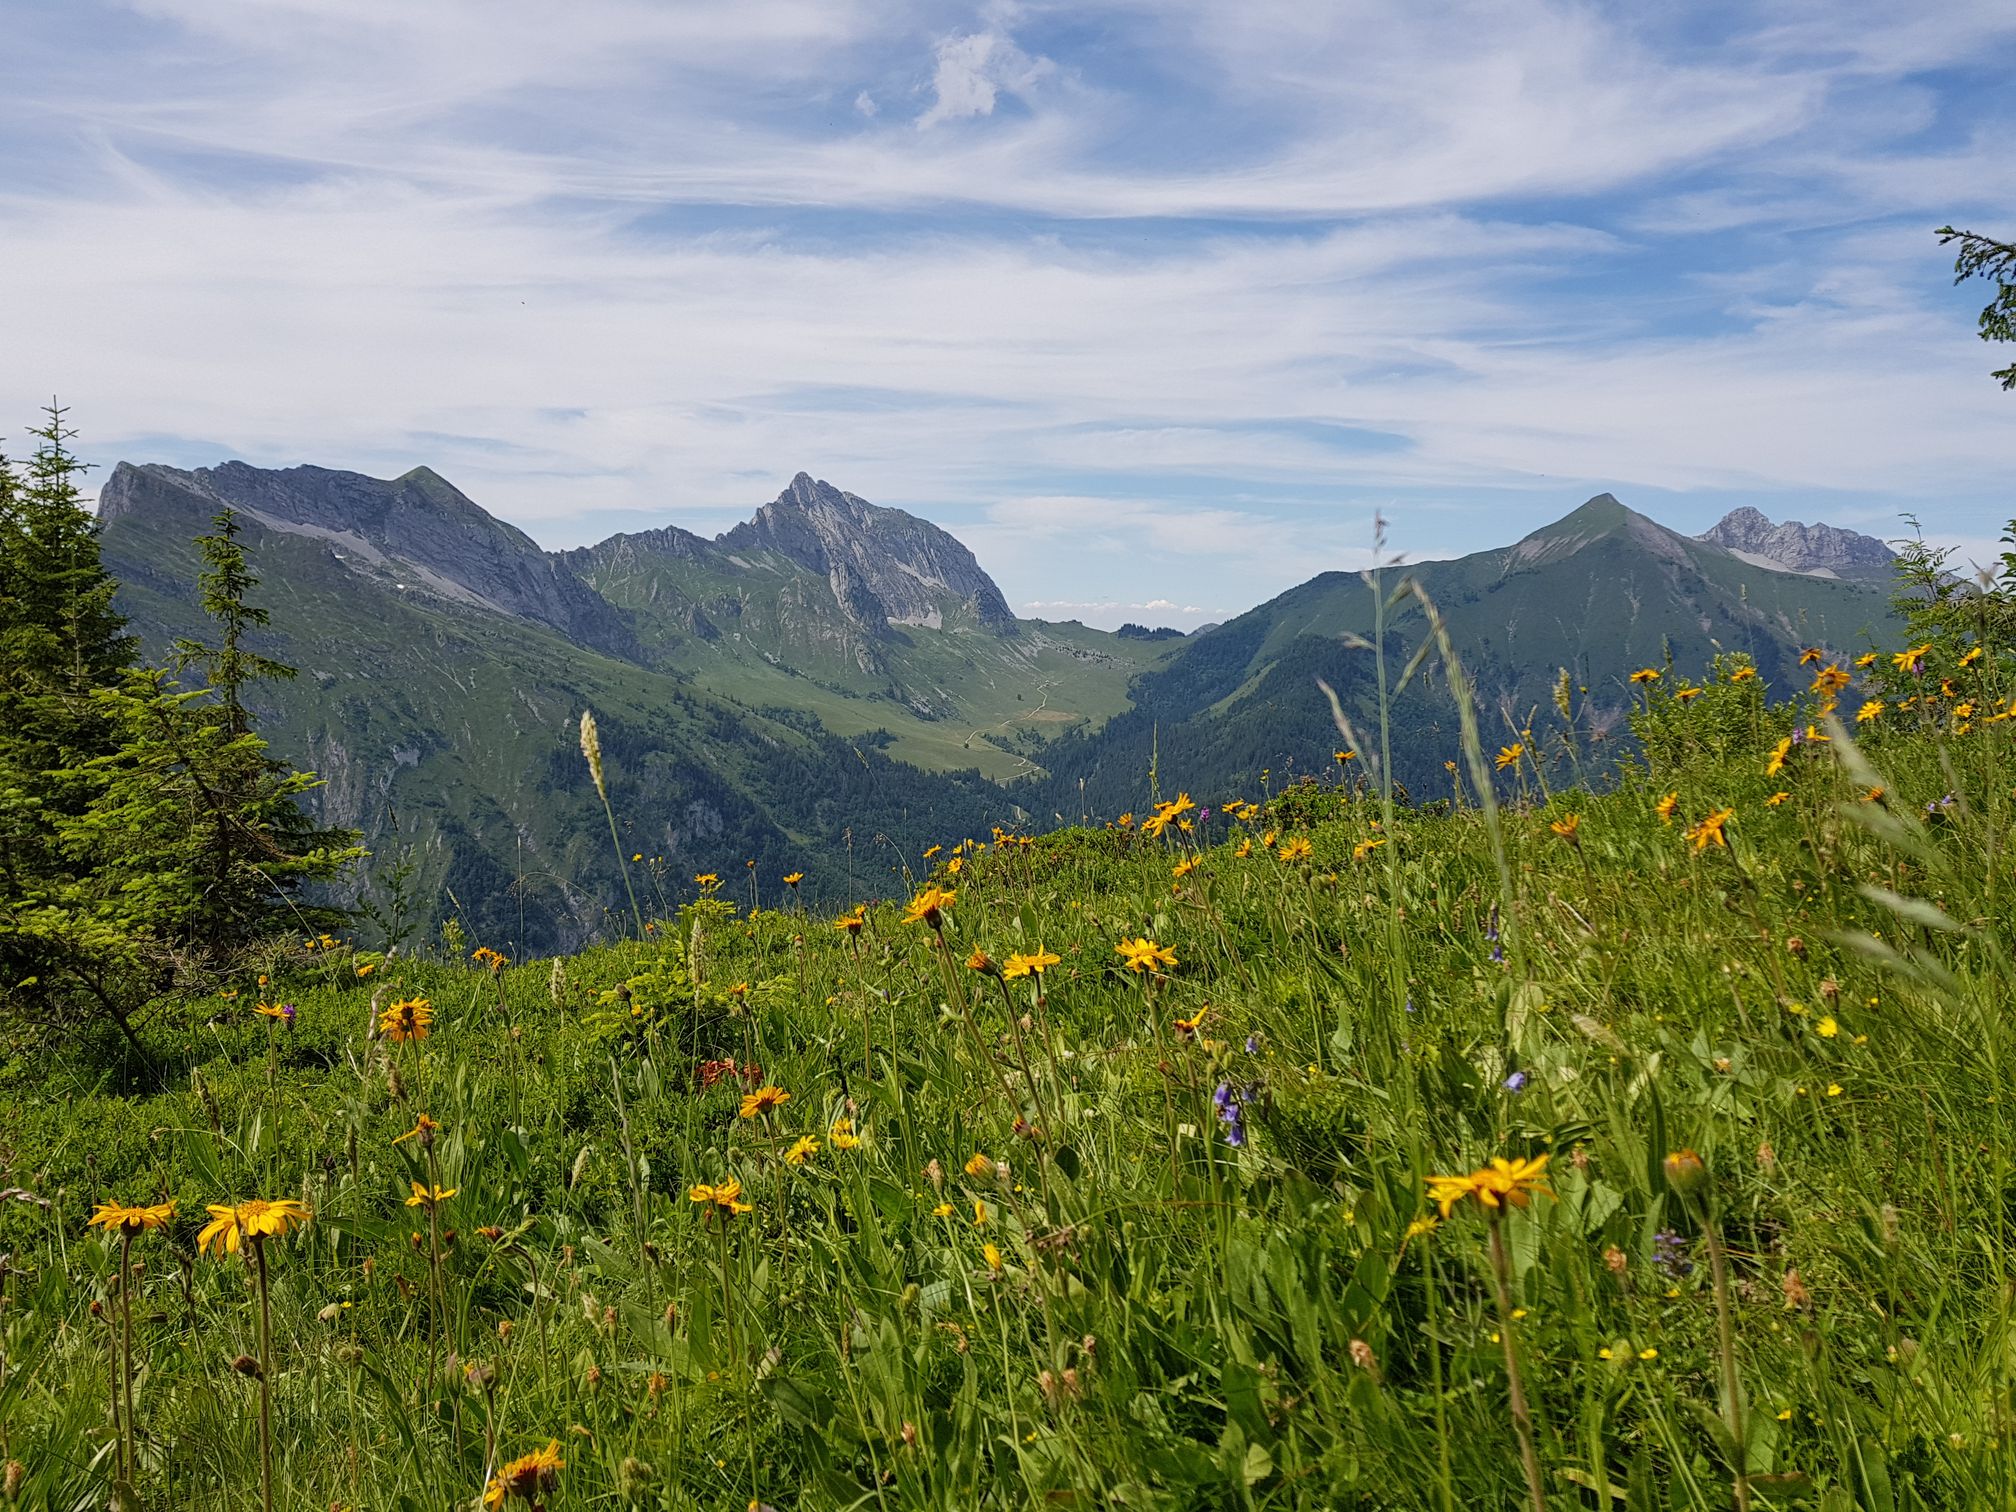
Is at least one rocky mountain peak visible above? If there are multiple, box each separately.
[97,461,638,658]
[1696,507,1895,582]
[718,473,1016,635]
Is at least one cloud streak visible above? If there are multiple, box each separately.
[2,0,2012,618]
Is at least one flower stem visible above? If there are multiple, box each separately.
[119,1231,137,1486]
[1486,1211,1547,1512]
[253,1237,275,1512]
[1703,1216,1752,1512]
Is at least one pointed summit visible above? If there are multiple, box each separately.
[1506,492,1688,572]
[719,474,1016,634]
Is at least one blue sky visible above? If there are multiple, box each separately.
[4,0,2014,627]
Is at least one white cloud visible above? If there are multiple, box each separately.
[2,0,2012,619]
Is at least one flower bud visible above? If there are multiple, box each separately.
[230,1353,264,1380]
[1662,1148,1709,1198]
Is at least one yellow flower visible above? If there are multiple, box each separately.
[740,1086,791,1119]
[1638,1347,1658,1361]
[1000,949,1061,980]
[1764,737,1791,777]
[1468,1154,1553,1212]
[87,1199,177,1235]
[1826,1083,1843,1097]
[1173,1006,1209,1038]
[197,1198,312,1257]
[1684,807,1734,853]
[1816,1016,1838,1038]
[964,1151,996,1179]
[1654,792,1679,825]
[392,1113,440,1146]
[1402,1216,1439,1241]
[378,997,432,1043]
[828,1118,863,1151]
[694,872,720,890]
[1277,836,1313,862]
[833,905,867,934]
[1857,698,1884,723]
[1494,743,1525,770]
[972,1198,989,1227]
[900,886,955,927]
[1674,687,1702,702]
[1334,749,1355,763]
[1811,665,1850,696]
[1961,646,1983,666]
[1892,643,1932,671]
[1765,791,1791,806]
[1425,1172,1480,1219]
[783,871,804,886]
[931,1202,954,1218]
[945,856,964,875]
[1234,838,1252,858]
[785,1136,820,1166]
[405,1181,457,1208]
[1547,815,1579,842]
[355,963,375,978]
[1799,647,1824,666]
[483,1440,564,1508]
[688,1179,753,1216]
[1729,666,1757,682]
[254,1000,290,1020]
[982,1242,1003,1271]
[1171,856,1199,880]
[1114,937,1177,974]
[1629,668,1661,684]
[1354,836,1388,859]
[632,852,642,862]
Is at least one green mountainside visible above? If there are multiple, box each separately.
[96,462,1907,946]
[1025,494,1906,817]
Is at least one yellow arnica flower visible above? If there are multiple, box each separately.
[1729,667,1757,682]
[1547,815,1579,841]
[393,1113,440,1146]
[1114,937,1177,974]
[983,1241,1003,1271]
[833,905,867,934]
[1426,1155,1552,1218]
[739,1085,791,1119]
[1765,737,1791,777]
[694,872,720,889]
[1234,838,1253,857]
[1811,664,1850,695]
[1354,837,1387,859]
[472,946,508,970]
[1798,647,1824,666]
[1629,668,1661,684]
[1171,856,1199,879]
[1001,949,1060,980]
[901,886,955,927]
[379,997,432,1043]
[484,1439,564,1508]
[254,1000,289,1019]
[784,1135,820,1166]
[1334,750,1354,763]
[1277,837,1313,862]
[197,1198,312,1257]
[1674,687,1701,702]
[88,1199,176,1235]
[1654,792,1678,824]
[1173,1006,1208,1037]
[1857,699,1884,724]
[1685,807,1735,853]
[1765,791,1791,806]
[1494,743,1524,770]
[1855,651,1878,668]
[1961,646,1984,666]
[964,1151,996,1179]
[405,1182,457,1208]
[783,871,804,886]
[1892,643,1932,671]
[688,1179,753,1216]
[922,844,942,859]
[828,1118,863,1151]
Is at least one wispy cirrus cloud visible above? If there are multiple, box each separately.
[2,0,2012,618]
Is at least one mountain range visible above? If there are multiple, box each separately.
[94,463,1905,951]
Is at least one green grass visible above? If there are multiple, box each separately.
[2,643,2012,1510]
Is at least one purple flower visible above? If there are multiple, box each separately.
[1789,726,1806,745]
[1213,1081,1250,1147]
[281,1002,297,1024]
[1654,1229,1693,1277]
[1245,1034,1261,1056]
[1503,1070,1528,1093]
[1490,945,1506,964]
[1196,807,1211,825]
[1405,997,1416,1014]
[1484,906,1500,943]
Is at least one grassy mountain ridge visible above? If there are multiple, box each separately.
[1027,494,1905,815]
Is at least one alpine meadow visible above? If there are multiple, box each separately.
[6,8,2016,1512]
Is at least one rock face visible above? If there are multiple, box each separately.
[98,461,640,657]
[717,472,1016,635]
[1696,506,1895,582]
